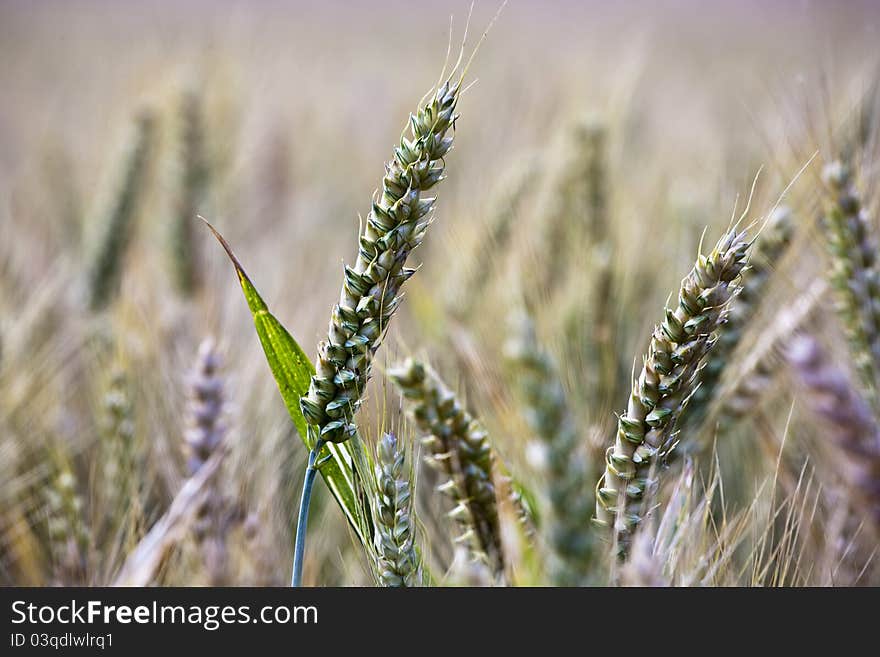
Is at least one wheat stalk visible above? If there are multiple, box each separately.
[595,228,750,549]
[388,357,504,576]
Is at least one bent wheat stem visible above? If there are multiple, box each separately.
[291,438,325,587]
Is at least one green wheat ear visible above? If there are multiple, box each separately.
[87,110,155,311]
[595,228,751,552]
[820,160,880,407]
[300,80,460,445]
[372,432,420,587]
[503,307,595,585]
[686,205,795,429]
[388,358,504,577]
[291,79,462,587]
[168,88,210,297]
[96,366,140,549]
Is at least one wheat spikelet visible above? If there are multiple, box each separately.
[503,308,594,584]
[300,81,460,445]
[446,545,493,586]
[373,432,420,586]
[388,358,504,575]
[820,160,880,405]
[595,228,750,548]
[788,335,880,530]
[618,459,753,585]
[87,111,155,311]
[502,475,536,539]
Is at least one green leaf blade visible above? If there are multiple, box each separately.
[250,309,313,441]
[203,218,367,544]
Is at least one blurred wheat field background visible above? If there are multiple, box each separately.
[1,0,879,587]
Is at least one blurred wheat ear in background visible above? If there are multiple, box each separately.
[86,111,156,311]
[788,336,880,531]
[167,88,210,298]
[504,308,596,585]
[820,161,880,409]
[184,338,239,587]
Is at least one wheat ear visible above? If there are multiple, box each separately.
[300,81,460,445]
[788,335,880,529]
[595,228,750,548]
[687,206,794,425]
[169,88,209,296]
[184,338,234,585]
[388,358,504,575]
[504,308,594,584]
[536,115,610,296]
[373,432,420,586]
[709,279,825,424]
[46,465,89,585]
[87,111,155,311]
[821,160,880,405]
[98,369,139,542]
